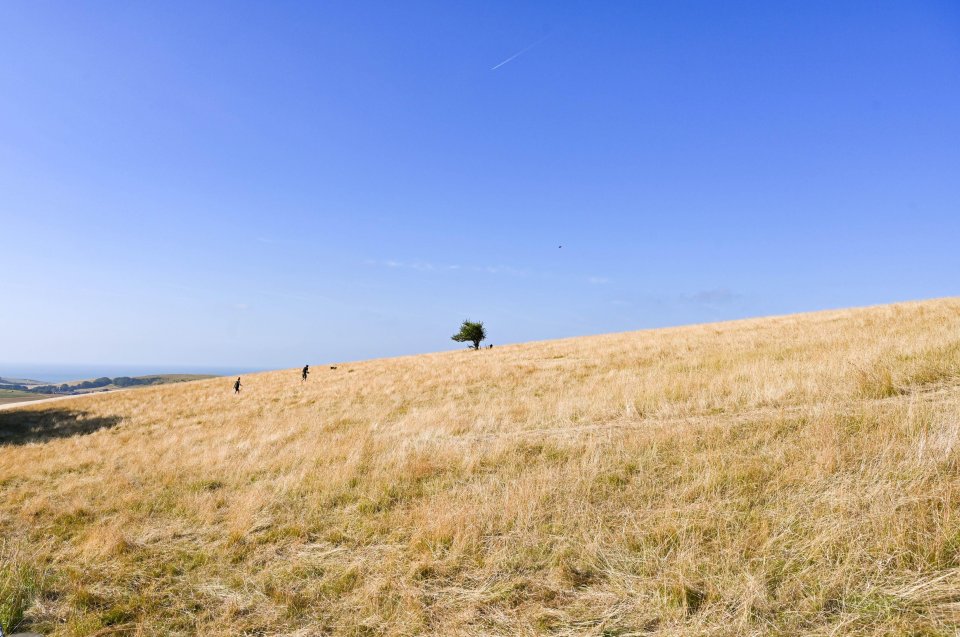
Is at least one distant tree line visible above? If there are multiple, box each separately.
[0,376,166,395]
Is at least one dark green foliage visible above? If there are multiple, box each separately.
[451,320,486,350]
[73,377,112,390]
[28,376,164,394]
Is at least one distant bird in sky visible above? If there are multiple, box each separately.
[490,33,551,71]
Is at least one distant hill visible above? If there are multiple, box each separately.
[0,376,47,387]
[0,373,215,405]
[2,299,960,634]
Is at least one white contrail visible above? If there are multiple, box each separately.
[490,33,551,70]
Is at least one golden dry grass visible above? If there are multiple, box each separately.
[3,298,960,636]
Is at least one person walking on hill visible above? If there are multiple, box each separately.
[233,377,242,394]
[301,365,309,382]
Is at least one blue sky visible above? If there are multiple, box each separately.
[1,1,958,369]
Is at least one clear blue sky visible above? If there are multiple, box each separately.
[1,1,958,369]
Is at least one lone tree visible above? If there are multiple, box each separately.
[452,319,486,350]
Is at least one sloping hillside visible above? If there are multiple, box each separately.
[2,298,960,636]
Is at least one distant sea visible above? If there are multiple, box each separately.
[0,364,264,384]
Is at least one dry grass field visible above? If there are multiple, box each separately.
[2,298,960,636]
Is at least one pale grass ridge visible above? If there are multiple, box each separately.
[2,298,960,636]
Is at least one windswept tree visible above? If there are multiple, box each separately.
[452,319,486,350]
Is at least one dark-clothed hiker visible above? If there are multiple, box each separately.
[302,365,309,381]
[234,377,242,394]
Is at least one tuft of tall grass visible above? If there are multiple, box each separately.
[0,545,47,634]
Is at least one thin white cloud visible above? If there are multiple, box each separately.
[471,264,529,276]
[609,289,744,309]
[368,259,529,276]
[165,282,338,307]
[366,260,604,282]
[491,33,551,71]
[686,288,742,305]
[373,259,460,272]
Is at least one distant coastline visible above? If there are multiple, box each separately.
[0,364,262,385]
[0,371,242,406]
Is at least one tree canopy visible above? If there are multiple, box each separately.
[451,320,486,350]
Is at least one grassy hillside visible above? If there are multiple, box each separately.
[2,298,960,636]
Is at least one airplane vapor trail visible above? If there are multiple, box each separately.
[490,34,551,71]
